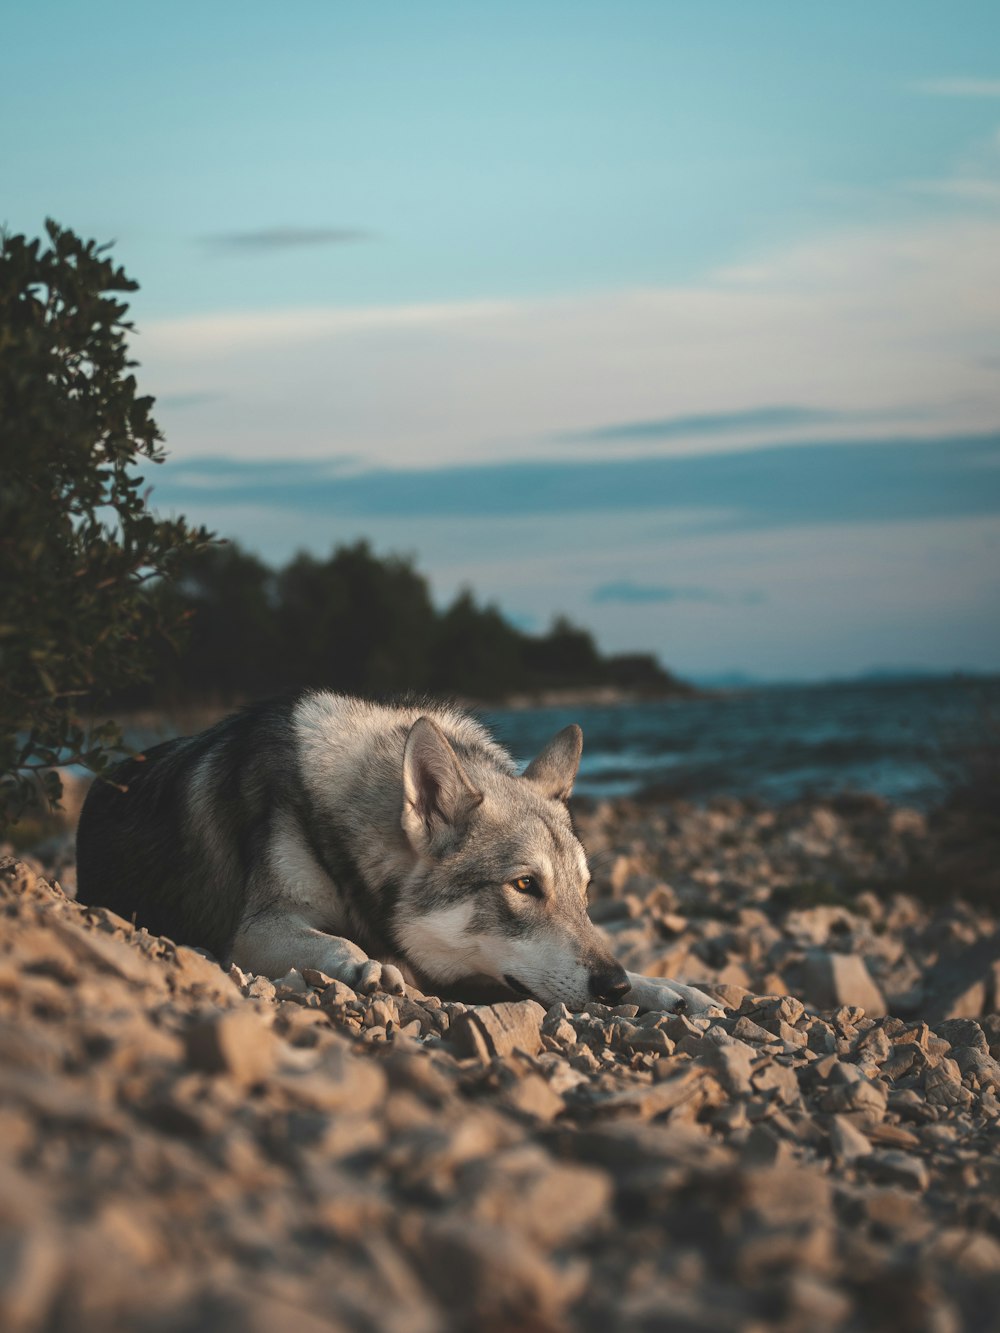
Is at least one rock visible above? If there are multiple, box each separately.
[855,1025,892,1067]
[698,1039,756,1097]
[47,915,161,988]
[863,1150,930,1191]
[828,1115,873,1162]
[927,1228,1000,1274]
[751,1059,801,1106]
[924,1058,974,1109]
[277,1044,387,1113]
[274,967,310,995]
[8,791,1000,1331]
[933,1018,987,1052]
[951,1045,1000,1090]
[462,1148,612,1248]
[0,1225,61,1331]
[451,1000,546,1060]
[414,1217,583,1327]
[731,1016,779,1046]
[819,1064,888,1119]
[501,1074,565,1121]
[184,1009,276,1085]
[246,975,277,1002]
[170,945,241,1003]
[741,1122,794,1167]
[923,931,1000,1023]
[794,950,888,1017]
[0,858,44,898]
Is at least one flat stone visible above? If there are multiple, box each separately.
[863,1149,930,1191]
[828,1115,873,1162]
[184,1009,276,1085]
[463,1149,612,1248]
[451,1000,546,1060]
[414,1217,584,1325]
[276,1044,387,1113]
[795,950,887,1017]
[699,1040,756,1097]
[501,1074,565,1121]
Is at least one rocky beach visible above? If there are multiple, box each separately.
[2,792,999,1332]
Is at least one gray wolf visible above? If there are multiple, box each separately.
[76,693,718,1015]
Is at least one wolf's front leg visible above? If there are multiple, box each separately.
[625,972,724,1018]
[231,912,406,995]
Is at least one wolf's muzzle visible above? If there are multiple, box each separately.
[588,965,630,1003]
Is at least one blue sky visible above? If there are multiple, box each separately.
[4,2,1000,679]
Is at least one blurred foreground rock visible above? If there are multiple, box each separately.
[1,792,999,1332]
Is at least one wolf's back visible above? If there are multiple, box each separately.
[75,730,250,958]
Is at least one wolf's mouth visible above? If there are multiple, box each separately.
[503,974,538,1002]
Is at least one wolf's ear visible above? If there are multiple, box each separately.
[523,724,583,802]
[402,717,483,853]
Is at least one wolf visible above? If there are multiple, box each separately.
[75,692,718,1015]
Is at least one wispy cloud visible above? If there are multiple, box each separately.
[152,433,1000,532]
[591,580,766,606]
[143,210,1000,469]
[912,78,1000,98]
[592,580,724,604]
[563,405,863,446]
[158,391,225,410]
[202,226,374,252]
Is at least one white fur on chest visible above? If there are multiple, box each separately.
[267,814,347,931]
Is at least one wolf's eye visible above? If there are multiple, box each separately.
[511,874,542,897]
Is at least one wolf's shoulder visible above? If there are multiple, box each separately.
[290,691,516,772]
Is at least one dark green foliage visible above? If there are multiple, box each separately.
[276,543,438,695]
[0,221,213,827]
[430,591,525,699]
[121,540,690,710]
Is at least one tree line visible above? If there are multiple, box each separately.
[118,539,691,709]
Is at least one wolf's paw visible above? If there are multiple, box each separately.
[314,937,407,997]
[355,959,406,997]
[625,973,725,1019]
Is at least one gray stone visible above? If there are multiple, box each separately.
[829,1115,873,1162]
[796,950,888,1017]
[864,1149,930,1191]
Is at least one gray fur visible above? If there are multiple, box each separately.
[75,691,719,1014]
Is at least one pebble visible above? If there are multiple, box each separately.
[1,783,998,1332]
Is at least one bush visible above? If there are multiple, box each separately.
[0,220,212,828]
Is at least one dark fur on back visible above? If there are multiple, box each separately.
[76,696,305,957]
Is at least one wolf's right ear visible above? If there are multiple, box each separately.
[402,717,483,854]
[523,723,583,801]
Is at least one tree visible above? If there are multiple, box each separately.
[0,220,212,828]
[277,541,438,695]
[151,543,278,706]
[431,590,527,699]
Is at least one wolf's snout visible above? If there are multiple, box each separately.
[588,965,630,1003]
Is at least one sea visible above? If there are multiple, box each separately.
[115,675,999,812]
[479,675,1000,809]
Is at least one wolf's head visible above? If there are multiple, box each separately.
[395,716,628,1010]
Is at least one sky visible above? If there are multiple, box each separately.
[4,1,1000,680]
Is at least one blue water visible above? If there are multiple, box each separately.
[481,676,1000,807]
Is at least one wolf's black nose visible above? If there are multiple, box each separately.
[588,966,630,1003]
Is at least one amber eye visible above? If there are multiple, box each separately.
[512,874,541,896]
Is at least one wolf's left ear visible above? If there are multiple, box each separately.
[402,716,483,854]
[523,723,583,802]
